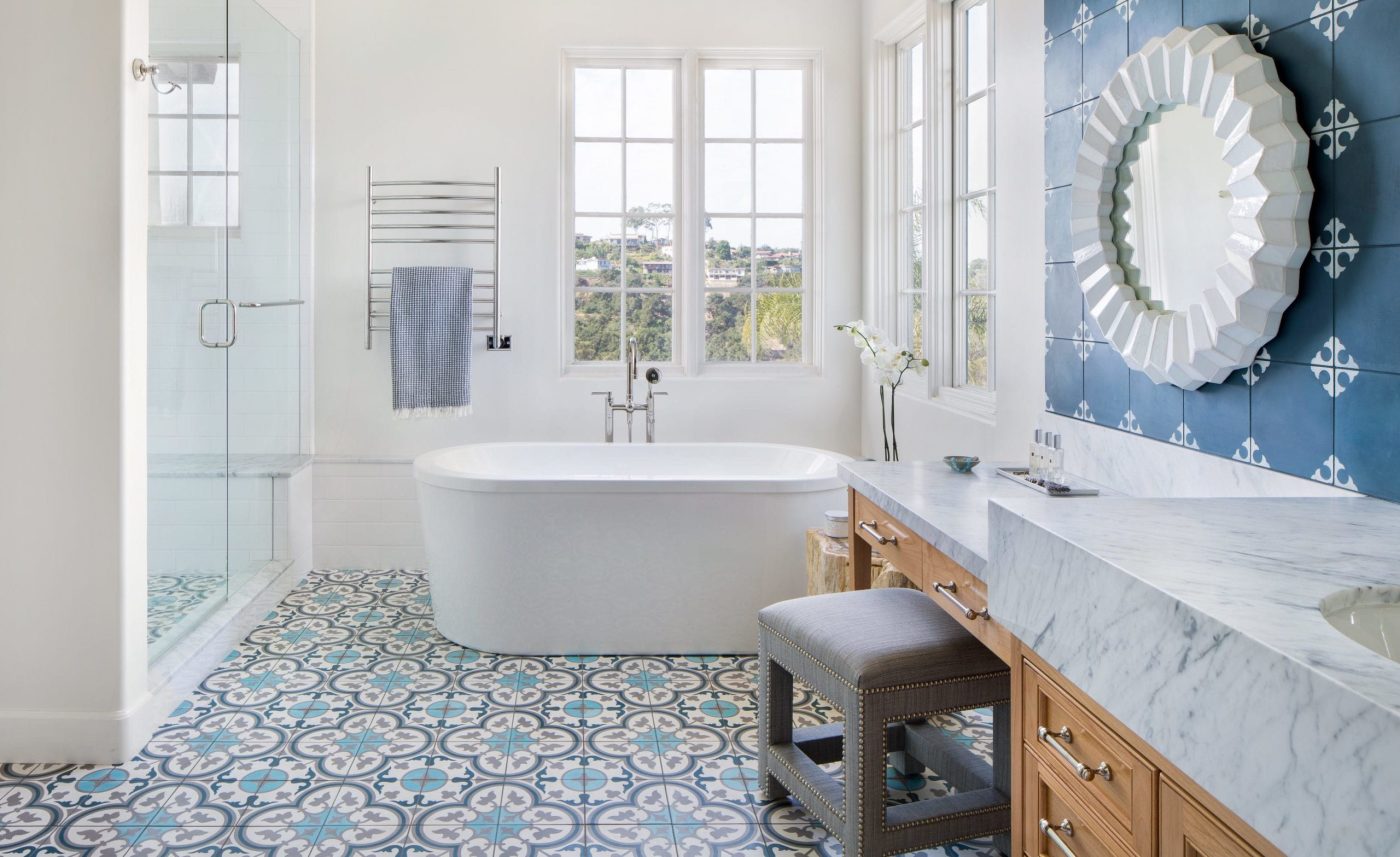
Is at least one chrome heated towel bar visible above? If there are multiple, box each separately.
[364,166,511,351]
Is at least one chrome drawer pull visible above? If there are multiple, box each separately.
[1039,818,1077,857]
[1038,725,1113,782]
[857,520,897,546]
[932,581,989,621]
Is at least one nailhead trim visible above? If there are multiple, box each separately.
[761,647,847,823]
[759,621,1012,856]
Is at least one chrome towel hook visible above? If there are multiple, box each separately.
[131,59,181,95]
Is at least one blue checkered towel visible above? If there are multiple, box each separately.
[390,266,473,418]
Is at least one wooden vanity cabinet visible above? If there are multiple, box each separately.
[845,487,1284,857]
[1159,779,1266,857]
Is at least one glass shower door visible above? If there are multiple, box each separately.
[147,0,234,661]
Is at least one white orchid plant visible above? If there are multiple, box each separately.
[836,321,929,461]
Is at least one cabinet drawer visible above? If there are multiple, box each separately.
[1160,777,1266,857]
[1023,662,1155,854]
[852,493,924,584]
[1024,750,1134,857]
[921,544,1015,663]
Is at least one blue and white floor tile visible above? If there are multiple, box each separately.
[147,573,224,645]
[3,569,1000,856]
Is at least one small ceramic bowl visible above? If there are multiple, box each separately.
[943,455,980,473]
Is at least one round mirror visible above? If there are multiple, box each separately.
[1110,105,1234,312]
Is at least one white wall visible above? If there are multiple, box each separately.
[859,0,1045,463]
[313,0,864,461]
[0,0,152,761]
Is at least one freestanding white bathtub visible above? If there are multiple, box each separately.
[414,442,849,654]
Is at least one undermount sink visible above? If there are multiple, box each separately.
[1321,587,1400,664]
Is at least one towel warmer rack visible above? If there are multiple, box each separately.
[364,166,511,351]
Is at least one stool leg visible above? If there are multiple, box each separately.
[992,701,1011,856]
[843,696,884,857]
[758,639,792,802]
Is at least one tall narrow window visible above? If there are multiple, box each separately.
[569,62,679,362]
[702,64,810,364]
[954,0,995,390]
[896,31,927,357]
[148,58,240,229]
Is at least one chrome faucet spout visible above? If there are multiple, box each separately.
[626,336,639,404]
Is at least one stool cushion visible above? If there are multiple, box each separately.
[759,588,1006,690]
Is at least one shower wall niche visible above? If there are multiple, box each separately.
[146,0,309,661]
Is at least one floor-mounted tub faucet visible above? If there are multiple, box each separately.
[592,336,666,442]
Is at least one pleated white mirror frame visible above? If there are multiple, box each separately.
[1071,25,1313,390]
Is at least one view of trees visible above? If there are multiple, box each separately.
[574,213,803,364]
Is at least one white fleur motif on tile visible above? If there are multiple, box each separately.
[1313,454,1357,488]
[1311,0,1359,41]
[1075,400,1095,422]
[1312,99,1359,160]
[1119,410,1143,434]
[1170,423,1200,450]
[1244,348,1272,386]
[1311,336,1359,397]
[1074,3,1092,30]
[1311,218,1360,279]
[1234,437,1271,468]
[1244,14,1271,48]
[1118,0,1139,22]
[1074,339,1095,362]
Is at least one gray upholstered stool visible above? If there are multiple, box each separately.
[758,588,1012,856]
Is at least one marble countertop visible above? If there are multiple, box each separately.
[838,460,1400,854]
[837,459,1112,575]
[988,495,1400,855]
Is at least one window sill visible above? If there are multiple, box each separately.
[899,384,997,425]
[562,362,820,380]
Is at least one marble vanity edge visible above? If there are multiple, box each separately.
[837,464,989,574]
[988,501,1400,856]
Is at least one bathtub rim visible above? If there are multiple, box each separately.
[413,441,852,494]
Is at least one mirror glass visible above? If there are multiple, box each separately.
[1111,105,1233,311]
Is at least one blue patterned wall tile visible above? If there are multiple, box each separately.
[1266,256,1334,365]
[1334,1,1400,124]
[1046,31,1083,115]
[1184,369,1250,457]
[1046,106,1082,189]
[1046,338,1086,416]
[1045,263,1085,338]
[1129,372,1184,442]
[1261,21,1334,136]
[1335,245,1400,375]
[1127,0,1183,54]
[1336,369,1400,498]
[1046,187,1075,263]
[1084,343,1130,427]
[1046,0,1082,38]
[1082,7,1128,102]
[1086,0,1122,18]
[1251,0,1329,31]
[1335,115,1400,247]
[1249,361,1335,480]
[1309,121,1339,239]
[1184,0,1248,30]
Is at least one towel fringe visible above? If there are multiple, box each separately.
[394,405,473,420]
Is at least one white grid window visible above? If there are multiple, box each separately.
[148,58,240,229]
[564,54,814,370]
[701,63,810,365]
[568,61,680,363]
[953,0,995,390]
[896,29,928,358]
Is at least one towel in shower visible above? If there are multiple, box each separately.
[390,266,473,418]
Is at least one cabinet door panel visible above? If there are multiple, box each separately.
[1160,778,1263,857]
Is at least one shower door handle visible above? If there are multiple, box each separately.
[198,299,238,348]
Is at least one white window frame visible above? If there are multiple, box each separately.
[895,27,928,362]
[877,1,996,420]
[952,0,996,399]
[561,49,821,376]
[148,53,241,235]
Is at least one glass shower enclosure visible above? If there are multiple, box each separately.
[146,0,303,660]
